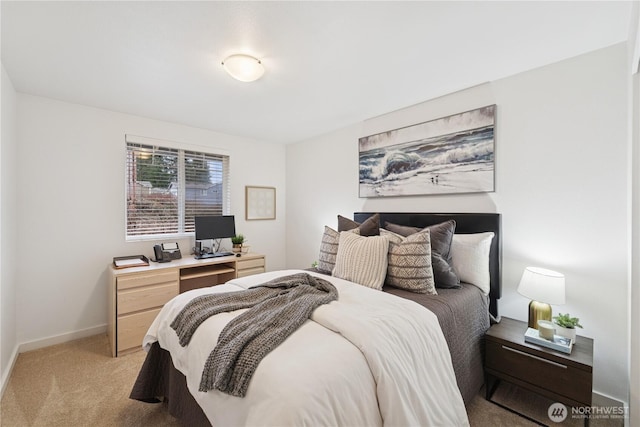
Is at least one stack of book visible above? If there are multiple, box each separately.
[524,327,573,354]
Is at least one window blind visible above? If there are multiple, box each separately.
[125,139,230,238]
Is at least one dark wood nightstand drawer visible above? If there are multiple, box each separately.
[486,340,592,405]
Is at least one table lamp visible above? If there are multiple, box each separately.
[517,266,565,329]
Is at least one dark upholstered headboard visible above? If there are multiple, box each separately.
[354,212,502,318]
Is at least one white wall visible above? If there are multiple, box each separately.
[492,44,629,404]
[286,44,630,402]
[1,65,19,393]
[15,95,286,346]
[630,71,639,426]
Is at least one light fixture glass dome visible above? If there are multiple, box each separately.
[222,54,265,82]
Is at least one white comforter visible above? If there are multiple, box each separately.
[143,269,469,427]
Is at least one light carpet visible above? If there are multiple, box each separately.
[0,334,625,426]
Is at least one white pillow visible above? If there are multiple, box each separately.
[450,232,494,295]
[332,231,390,290]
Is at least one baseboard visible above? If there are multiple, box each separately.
[593,390,626,405]
[18,324,107,353]
[592,390,628,413]
[591,391,629,426]
[0,344,20,400]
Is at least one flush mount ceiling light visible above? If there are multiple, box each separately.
[221,54,265,82]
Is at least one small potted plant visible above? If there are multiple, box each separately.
[553,312,583,343]
[231,234,245,253]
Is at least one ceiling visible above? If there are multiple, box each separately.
[1,1,633,144]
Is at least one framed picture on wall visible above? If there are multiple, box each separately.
[245,186,276,220]
[358,105,496,197]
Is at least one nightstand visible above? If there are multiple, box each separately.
[485,317,593,424]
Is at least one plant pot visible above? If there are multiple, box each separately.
[554,324,577,343]
[232,244,242,253]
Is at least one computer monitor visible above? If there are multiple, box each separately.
[195,215,236,241]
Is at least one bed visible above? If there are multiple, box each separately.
[131,212,501,426]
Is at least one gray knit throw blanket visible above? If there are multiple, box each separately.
[170,272,338,397]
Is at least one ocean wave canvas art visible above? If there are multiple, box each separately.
[359,105,496,197]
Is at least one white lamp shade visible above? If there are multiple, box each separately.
[517,266,566,305]
[222,54,265,82]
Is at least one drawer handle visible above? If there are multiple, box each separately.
[502,345,568,369]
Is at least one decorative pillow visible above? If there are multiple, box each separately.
[317,226,360,274]
[337,213,380,236]
[332,231,389,290]
[317,226,340,273]
[382,222,420,237]
[384,220,460,289]
[381,229,436,294]
[450,232,494,295]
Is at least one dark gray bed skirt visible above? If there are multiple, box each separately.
[130,342,212,427]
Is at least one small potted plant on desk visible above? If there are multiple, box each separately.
[553,312,583,344]
[231,234,245,253]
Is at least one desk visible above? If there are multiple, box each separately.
[108,253,265,357]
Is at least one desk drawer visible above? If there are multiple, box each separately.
[237,257,265,270]
[237,266,266,278]
[117,270,178,290]
[118,282,178,314]
[486,340,591,404]
[117,308,161,353]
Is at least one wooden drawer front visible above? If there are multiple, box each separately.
[237,267,266,278]
[117,308,161,353]
[486,341,592,404]
[237,257,265,270]
[118,282,178,314]
[117,270,178,290]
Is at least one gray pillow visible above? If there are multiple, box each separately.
[338,213,380,236]
[384,220,460,289]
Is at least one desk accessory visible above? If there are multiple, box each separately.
[113,255,149,269]
[524,327,573,354]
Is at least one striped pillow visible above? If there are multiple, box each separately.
[381,229,436,294]
[317,226,359,274]
[332,231,390,290]
[317,226,340,274]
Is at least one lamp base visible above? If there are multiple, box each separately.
[528,300,552,329]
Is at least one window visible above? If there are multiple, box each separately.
[125,136,230,239]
